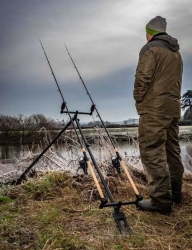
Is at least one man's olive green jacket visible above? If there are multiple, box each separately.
[134,33,183,118]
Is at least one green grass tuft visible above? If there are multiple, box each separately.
[0,195,13,203]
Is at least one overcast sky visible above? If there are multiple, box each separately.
[0,0,192,123]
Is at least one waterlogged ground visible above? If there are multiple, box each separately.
[77,125,192,139]
[0,126,191,183]
[178,125,192,138]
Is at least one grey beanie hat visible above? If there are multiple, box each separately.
[146,16,167,35]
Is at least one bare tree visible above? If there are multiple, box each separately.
[0,115,18,135]
[181,90,192,120]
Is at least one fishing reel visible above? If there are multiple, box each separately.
[112,156,121,174]
[78,157,88,175]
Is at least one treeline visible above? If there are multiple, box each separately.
[0,114,64,145]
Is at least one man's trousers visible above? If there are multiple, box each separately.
[138,114,184,204]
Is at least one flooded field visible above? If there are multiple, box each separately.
[0,126,191,181]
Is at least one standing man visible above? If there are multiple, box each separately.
[134,16,184,213]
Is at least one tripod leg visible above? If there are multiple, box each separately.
[14,118,74,185]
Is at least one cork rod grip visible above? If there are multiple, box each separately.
[87,161,105,198]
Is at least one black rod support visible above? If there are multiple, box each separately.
[61,111,91,115]
[101,200,138,208]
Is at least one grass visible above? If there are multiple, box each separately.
[0,129,191,249]
[0,170,192,250]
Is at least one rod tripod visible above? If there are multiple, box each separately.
[14,108,141,234]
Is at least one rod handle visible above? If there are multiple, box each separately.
[86,161,105,198]
[120,160,140,195]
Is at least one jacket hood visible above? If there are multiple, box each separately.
[151,33,180,52]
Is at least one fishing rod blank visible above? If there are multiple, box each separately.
[40,40,89,153]
[64,45,142,199]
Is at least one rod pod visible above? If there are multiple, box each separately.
[39,41,134,234]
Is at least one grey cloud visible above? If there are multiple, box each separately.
[0,0,192,122]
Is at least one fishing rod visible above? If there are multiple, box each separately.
[39,40,135,234]
[64,45,142,200]
[39,40,94,116]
